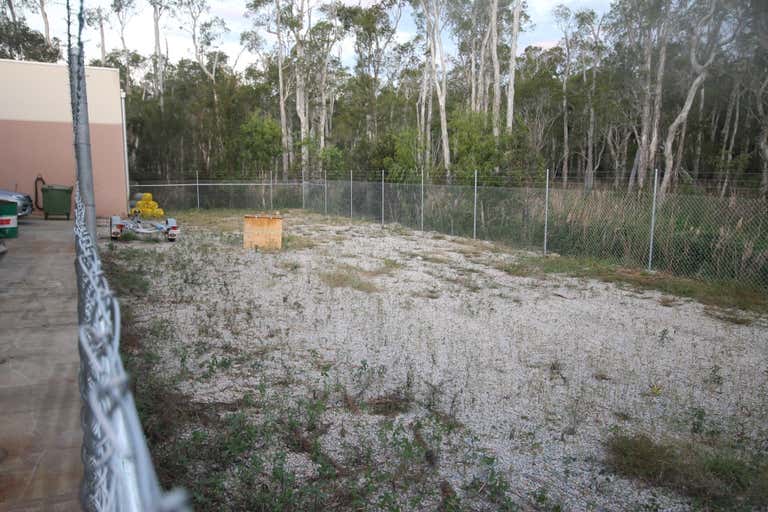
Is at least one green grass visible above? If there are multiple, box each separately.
[605,433,768,509]
[495,255,768,313]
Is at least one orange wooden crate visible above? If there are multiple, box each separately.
[243,214,282,250]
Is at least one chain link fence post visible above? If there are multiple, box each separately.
[420,167,424,231]
[648,168,659,271]
[544,168,550,255]
[350,169,353,218]
[270,169,274,210]
[324,167,327,215]
[381,169,385,226]
[68,44,97,241]
[195,168,200,209]
[473,169,478,239]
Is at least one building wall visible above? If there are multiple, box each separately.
[0,59,127,217]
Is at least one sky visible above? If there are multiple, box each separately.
[22,0,612,72]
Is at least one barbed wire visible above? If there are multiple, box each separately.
[74,185,190,511]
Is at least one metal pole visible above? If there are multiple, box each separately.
[473,169,478,239]
[350,169,353,218]
[381,169,385,226]
[301,168,305,210]
[270,169,274,210]
[324,167,327,215]
[648,168,659,271]
[420,167,424,231]
[195,168,200,209]
[544,168,550,255]
[120,90,130,214]
[68,45,96,241]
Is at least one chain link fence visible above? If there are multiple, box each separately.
[74,185,190,511]
[133,174,768,289]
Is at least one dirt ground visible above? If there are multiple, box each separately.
[103,210,768,511]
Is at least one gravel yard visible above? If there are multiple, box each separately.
[103,210,768,511]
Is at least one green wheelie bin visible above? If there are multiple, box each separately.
[42,185,73,220]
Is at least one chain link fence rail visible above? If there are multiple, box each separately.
[75,185,190,512]
[132,176,768,289]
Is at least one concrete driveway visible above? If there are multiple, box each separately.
[0,217,81,511]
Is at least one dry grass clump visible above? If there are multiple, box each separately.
[365,392,413,416]
[283,233,316,251]
[320,268,380,293]
[605,433,768,509]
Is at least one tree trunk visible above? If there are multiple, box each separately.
[470,37,477,112]
[505,0,522,132]
[477,25,491,114]
[634,31,653,191]
[98,16,106,63]
[490,0,500,138]
[720,87,740,197]
[152,3,164,111]
[425,0,450,177]
[647,19,668,176]
[693,86,704,179]
[561,42,570,185]
[275,0,290,179]
[39,0,50,44]
[5,0,16,23]
[295,40,309,183]
[661,71,708,195]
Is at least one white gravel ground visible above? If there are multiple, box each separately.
[105,211,768,511]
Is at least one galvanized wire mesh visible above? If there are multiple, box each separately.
[131,178,768,289]
[75,185,189,512]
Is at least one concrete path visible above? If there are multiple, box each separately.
[0,217,81,511]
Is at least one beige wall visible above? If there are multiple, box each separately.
[0,59,127,216]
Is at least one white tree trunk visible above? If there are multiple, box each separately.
[424,0,450,176]
[505,0,522,132]
[661,71,707,194]
[490,0,500,138]
[152,3,164,111]
[647,20,668,177]
[39,0,50,44]
[693,86,704,178]
[275,0,290,179]
[561,42,570,185]
[634,32,653,191]
[99,16,106,63]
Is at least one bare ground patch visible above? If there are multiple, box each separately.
[103,209,768,511]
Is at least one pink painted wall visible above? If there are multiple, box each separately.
[0,59,127,217]
[0,120,126,216]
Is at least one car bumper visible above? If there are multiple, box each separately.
[17,201,32,217]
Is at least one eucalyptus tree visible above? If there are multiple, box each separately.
[246,0,293,178]
[574,8,605,190]
[505,0,523,132]
[659,0,744,195]
[419,0,451,177]
[306,8,344,176]
[337,0,402,142]
[111,0,137,92]
[149,0,173,110]
[85,7,109,63]
[554,4,575,184]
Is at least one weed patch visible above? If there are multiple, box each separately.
[605,433,768,509]
[320,269,379,293]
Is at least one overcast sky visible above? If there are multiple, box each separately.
[23,0,612,71]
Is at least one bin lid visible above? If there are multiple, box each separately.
[42,184,73,191]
